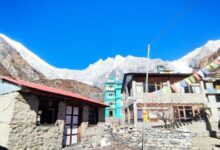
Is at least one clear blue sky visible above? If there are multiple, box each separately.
[0,0,220,69]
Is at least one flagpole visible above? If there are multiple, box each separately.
[142,44,151,150]
[145,44,151,108]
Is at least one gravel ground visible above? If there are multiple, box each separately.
[192,137,220,150]
[95,142,139,150]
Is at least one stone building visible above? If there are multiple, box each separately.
[0,76,107,149]
[121,73,206,127]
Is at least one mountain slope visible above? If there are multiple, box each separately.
[0,34,220,88]
[0,35,104,100]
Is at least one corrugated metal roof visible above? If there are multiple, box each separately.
[0,75,108,107]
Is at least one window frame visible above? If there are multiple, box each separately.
[216,95,220,102]
[37,97,59,125]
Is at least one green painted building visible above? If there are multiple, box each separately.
[105,77,123,120]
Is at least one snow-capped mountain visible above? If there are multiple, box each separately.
[174,40,220,69]
[0,33,220,88]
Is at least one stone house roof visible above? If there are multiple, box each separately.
[0,75,108,107]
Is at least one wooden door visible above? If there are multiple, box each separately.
[63,106,79,146]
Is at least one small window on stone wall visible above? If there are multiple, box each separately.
[37,97,58,125]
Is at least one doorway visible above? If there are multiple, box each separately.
[63,106,79,146]
[109,110,113,117]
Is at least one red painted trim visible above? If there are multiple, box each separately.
[0,75,108,107]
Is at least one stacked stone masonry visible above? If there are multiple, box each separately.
[71,123,192,150]
[7,93,65,150]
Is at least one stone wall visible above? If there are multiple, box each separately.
[0,92,18,148]
[72,123,192,150]
[98,108,105,122]
[113,127,192,149]
[7,93,66,150]
[80,106,105,136]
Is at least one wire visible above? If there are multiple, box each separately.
[150,0,197,45]
[126,0,197,57]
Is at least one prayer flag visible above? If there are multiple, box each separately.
[180,80,187,87]
[201,68,210,76]
[209,62,219,70]
[185,78,192,85]
[214,59,220,65]
[193,73,201,81]
[197,71,205,79]
[171,84,178,93]
[189,76,196,83]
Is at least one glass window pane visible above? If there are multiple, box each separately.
[71,135,78,144]
[65,116,71,124]
[66,106,72,115]
[64,125,71,135]
[72,126,78,134]
[73,107,79,115]
[73,116,78,124]
[137,109,142,119]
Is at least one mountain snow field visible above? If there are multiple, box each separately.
[0,34,220,87]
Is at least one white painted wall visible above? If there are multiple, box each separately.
[0,92,18,147]
[207,95,220,122]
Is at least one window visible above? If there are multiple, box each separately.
[180,111,184,118]
[185,107,193,120]
[205,82,213,89]
[109,101,115,106]
[143,83,156,92]
[136,85,143,94]
[156,83,161,90]
[218,108,220,118]
[37,97,58,125]
[109,92,114,97]
[88,107,98,125]
[137,108,143,122]
[216,85,220,90]
[184,86,193,93]
[214,81,220,90]
[148,84,156,92]
[216,95,220,102]
[109,110,113,117]
[109,84,114,88]
[191,83,201,93]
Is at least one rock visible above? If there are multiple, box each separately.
[100,137,111,147]
[118,129,124,134]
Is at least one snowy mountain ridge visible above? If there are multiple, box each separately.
[0,33,220,87]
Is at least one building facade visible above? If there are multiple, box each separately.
[105,77,123,121]
[0,76,107,149]
[203,78,220,122]
[121,73,206,127]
